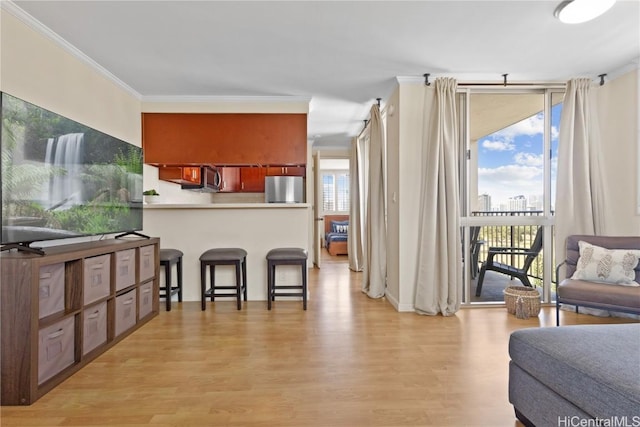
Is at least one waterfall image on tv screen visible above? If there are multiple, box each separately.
[1,92,143,246]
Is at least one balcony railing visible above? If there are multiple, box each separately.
[469,210,553,287]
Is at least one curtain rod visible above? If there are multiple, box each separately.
[357,98,383,138]
[457,82,566,87]
[424,73,567,88]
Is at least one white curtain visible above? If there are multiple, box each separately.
[362,104,386,298]
[414,78,461,316]
[555,78,608,255]
[348,136,364,272]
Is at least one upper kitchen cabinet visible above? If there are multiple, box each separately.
[218,167,240,192]
[266,166,306,176]
[142,113,307,166]
[239,167,266,192]
[158,166,202,185]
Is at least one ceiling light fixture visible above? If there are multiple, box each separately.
[554,0,616,24]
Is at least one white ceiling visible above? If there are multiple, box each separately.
[10,0,640,149]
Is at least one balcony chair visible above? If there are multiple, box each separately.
[462,226,484,279]
[469,226,484,279]
[475,227,543,297]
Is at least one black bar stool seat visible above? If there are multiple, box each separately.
[200,248,247,310]
[266,247,308,310]
[159,248,183,311]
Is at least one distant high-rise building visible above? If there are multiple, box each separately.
[528,194,543,211]
[509,195,527,211]
[478,193,491,212]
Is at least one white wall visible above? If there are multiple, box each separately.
[385,86,401,308]
[386,70,640,312]
[0,11,141,146]
[385,81,425,311]
[1,8,142,246]
[596,68,640,235]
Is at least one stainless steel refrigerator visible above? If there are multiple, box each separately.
[264,176,304,203]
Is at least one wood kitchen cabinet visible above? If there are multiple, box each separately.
[266,166,306,177]
[142,113,307,166]
[218,167,240,192]
[158,166,201,185]
[239,167,266,192]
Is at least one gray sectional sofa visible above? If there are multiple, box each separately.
[509,235,640,425]
[508,323,640,426]
[556,235,640,325]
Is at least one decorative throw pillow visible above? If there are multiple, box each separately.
[571,241,640,286]
[331,220,349,234]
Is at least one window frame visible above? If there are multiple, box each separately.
[321,169,350,215]
[459,85,565,306]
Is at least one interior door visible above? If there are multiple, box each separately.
[313,151,323,268]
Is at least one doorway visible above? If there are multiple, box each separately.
[460,88,564,305]
[315,156,350,267]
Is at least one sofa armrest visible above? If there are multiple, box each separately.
[555,260,567,284]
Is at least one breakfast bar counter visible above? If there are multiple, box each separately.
[143,203,311,210]
[142,203,311,302]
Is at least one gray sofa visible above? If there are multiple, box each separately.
[508,323,640,426]
[556,235,640,325]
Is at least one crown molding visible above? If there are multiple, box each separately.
[395,76,424,85]
[2,0,142,100]
[602,57,640,82]
[141,95,312,104]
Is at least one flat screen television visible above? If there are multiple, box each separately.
[1,92,143,250]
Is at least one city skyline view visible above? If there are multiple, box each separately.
[477,102,562,211]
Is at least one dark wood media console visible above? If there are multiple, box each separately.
[1,237,160,405]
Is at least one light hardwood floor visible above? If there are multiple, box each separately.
[1,251,636,426]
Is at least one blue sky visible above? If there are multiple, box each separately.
[477,105,562,210]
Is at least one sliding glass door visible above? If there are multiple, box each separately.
[460,88,564,305]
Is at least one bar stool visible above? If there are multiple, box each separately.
[159,248,183,311]
[200,248,247,310]
[266,247,308,310]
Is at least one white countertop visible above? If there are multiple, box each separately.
[143,202,311,209]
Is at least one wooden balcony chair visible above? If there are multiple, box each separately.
[475,227,543,297]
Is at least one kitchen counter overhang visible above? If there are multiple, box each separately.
[143,203,310,209]
[142,203,311,302]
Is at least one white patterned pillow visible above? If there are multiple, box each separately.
[571,241,640,286]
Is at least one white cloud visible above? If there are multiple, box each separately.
[478,164,543,207]
[479,164,542,182]
[514,152,543,167]
[482,138,515,151]
[494,113,544,139]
